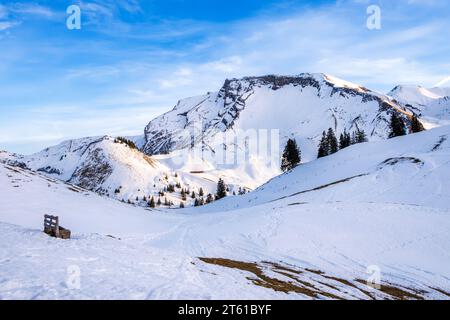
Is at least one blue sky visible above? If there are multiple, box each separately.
[0,0,449,154]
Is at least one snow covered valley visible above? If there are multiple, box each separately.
[1,126,450,300]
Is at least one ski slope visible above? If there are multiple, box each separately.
[1,126,450,299]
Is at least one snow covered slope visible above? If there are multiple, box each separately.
[143,74,413,162]
[14,136,220,207]
[388,85,450,128]
[190,125,450,213]
[1,126,450,299]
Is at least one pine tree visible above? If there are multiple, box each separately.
[317,131,328,158]
[339,133,346,150]
[191,191,196,199]
[180,202,185,208]
[355,129,367,144]
[410,115,425,133]
[194,198,199,207]
[157,197,162,206]
[216,178,227,200]
[339,130,352,149]
[199,187,204,197]
[389,113,407,138]
[281,138,301,172]
[350,131,357,145]
[149,196,155,208]
[327,128,339,154]
[164,197,169,206]
[181,189,187,201]
[206,194,214,204]
[346,131,352,146]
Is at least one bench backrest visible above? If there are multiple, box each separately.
[44,214,60,237]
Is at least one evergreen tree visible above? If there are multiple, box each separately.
[339,130,352,149]
[157,198,161,206]
[281,138,301,172]
[355,129,368,144]
[410,115,425,133]
[350,131,357,145]
[199,187,204,197]
[149,196,155,208]
[164,197,169,206]
[389,113,407,138]
[191,191,196,199]
[327,128,339,154]
[179,202,185,208]
[194,198,199,207]
[216,178,227,200]
[339,133,346,150]
[317,131,328,158]
[206,194,214,204]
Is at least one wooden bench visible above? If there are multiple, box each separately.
[44,215,71,239]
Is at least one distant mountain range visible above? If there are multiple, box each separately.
[2,73,449,207]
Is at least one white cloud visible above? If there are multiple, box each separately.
[2,0,450,154]
[0,21,15,31]
[8,3,58,19]
[434,77,450,87]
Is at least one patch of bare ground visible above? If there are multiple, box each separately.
[199,258,341,299]
[143,155,157,168]
[67,186,81,193]
[321,275,374,300]
[199,258,443,300]
[262,261,302,274]
[355,279,423,300]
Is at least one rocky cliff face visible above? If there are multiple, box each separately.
[143,73,412,159]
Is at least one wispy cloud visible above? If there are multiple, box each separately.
[8,3,58,18]
[1,0,449,154]
[0,21,16,31]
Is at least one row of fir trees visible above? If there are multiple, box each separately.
[280,113,425,170]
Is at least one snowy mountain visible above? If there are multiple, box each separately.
[1,126,450,299]
[142,73,414,162]
[12,136,220,207]
[388,85,450,128]
[7,73,440,208]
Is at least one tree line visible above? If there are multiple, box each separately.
[280,113,425,172]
